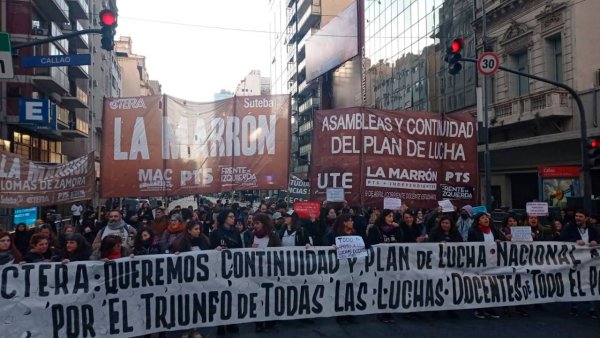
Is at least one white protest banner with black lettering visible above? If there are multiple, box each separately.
[1,243,600,338]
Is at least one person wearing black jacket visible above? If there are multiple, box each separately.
[560,209,599,318]
[401,210,427,243]
[171,222,211,253]
[280,211,311,247]
[13,223,32,257]
[132,227,162,256]
[210,209,243,251]
[468,212,506,319]
[428,216,463,243]
[366,209,404,324]
[59,233,91,263]
[210,209,241,335]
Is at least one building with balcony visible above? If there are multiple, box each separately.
[115,36,161,97]
[467,0,600,208]
[270,0,600,207]
[0,0,123,225]
[270,0,355,179]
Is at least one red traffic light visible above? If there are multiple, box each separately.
[592,139,600,148]
[99,9,117,27]
[450,37,464,54]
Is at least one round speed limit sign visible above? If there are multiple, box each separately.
[477,52,500,76]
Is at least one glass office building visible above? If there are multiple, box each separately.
[364,0,476,114]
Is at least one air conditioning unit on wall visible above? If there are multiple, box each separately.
[32,28,48,36]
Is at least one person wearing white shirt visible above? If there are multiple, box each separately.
[71,202,84,226]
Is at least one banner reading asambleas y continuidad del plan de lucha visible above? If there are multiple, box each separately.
[1,243,600,337]
[101,95,290,197]
[310,108,478,208]
[0,150,94,208]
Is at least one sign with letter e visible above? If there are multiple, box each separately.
[19,98,57,130]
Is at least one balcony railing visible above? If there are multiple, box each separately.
[33,0,69,22]
[489,89,571,127]
[299,97,319,114]
[295,164,309,173]
[75,118,89,135]
[56,106,70,125]
[51,22,68,53]
[297,0,320,35]
[299,120,313,135]
[298,28,316,52]
[66,0,89,19]
[299,143,311,156]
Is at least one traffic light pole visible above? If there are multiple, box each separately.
[461,56,592,211]
[12,29,102,51]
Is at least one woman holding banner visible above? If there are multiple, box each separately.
[468,212,506,319]
[24,233,58,263]
[428,216,462,243]
[251,213,281,332]
[328,213,359,325]
[59,233,91,263]
[366,209,404,324]
[0,231,22,264]
[211,209,242,335]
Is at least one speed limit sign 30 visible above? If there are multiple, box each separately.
[477,52,500,76]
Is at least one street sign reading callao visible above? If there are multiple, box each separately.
[0,32,14,79]
[477,52,500,76]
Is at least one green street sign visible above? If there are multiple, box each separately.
[0,32,14,79]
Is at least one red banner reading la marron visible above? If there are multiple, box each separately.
[101,95,290,197]
[309,108,478,208]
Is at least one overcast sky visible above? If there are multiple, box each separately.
[117,0,271,102]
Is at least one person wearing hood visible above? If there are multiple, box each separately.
[456,205,474,241]
[13,223,32,256]
[91,209,136,259]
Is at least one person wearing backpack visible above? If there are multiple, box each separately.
[91,209,136,259]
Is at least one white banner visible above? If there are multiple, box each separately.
[1,242,600,337]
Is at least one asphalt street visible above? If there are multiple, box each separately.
[147,303,600,338]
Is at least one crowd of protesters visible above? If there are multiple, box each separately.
[1,198,599,337]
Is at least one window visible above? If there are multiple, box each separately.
[12,131,63,163]
[512,51,529,97]
[548,37,563,82]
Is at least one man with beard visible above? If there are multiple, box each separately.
[561,209,598,318]
[91,209,136,259]
[150,207,168,238]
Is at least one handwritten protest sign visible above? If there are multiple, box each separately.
[526,202,549,217]
[335,236,368,259]
[383,198,402,210]
[437,199,455,213]
[511,226,534,242]
[326,188,345,202]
